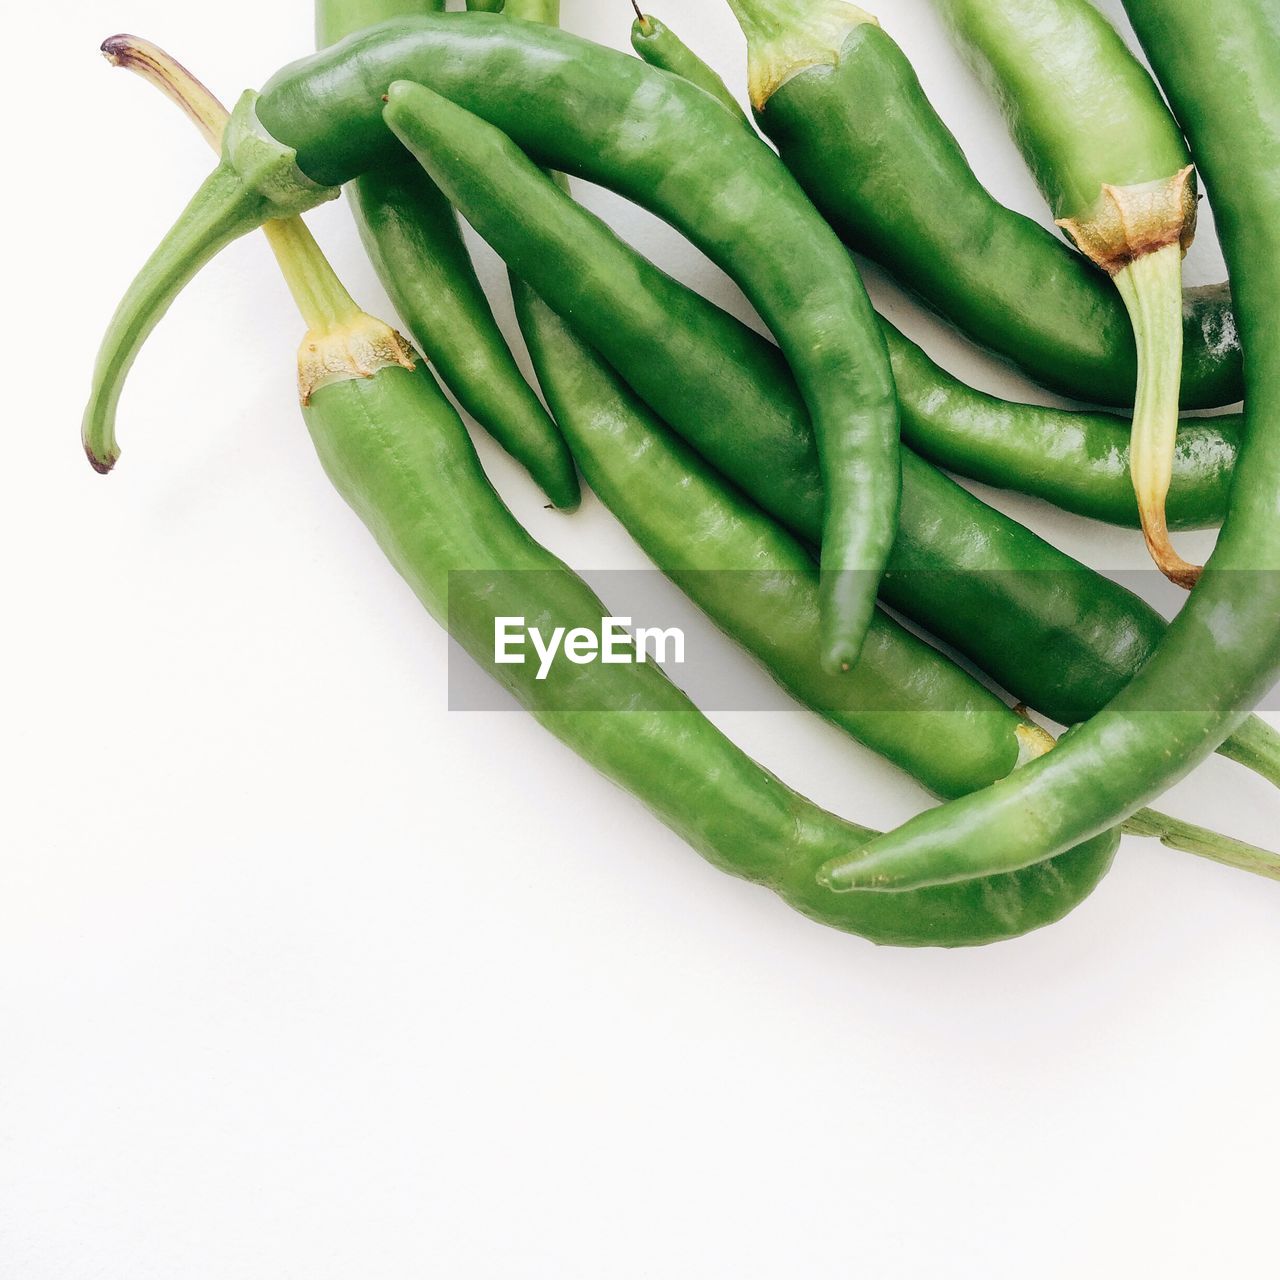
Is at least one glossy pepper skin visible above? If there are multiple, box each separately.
[374,91,1278,783]
[820,0,1280,894]
[302,358,1117,947]
[513,279,1039,802]
[256,12,903,673]
[90,23,1116,948]
[629,7,1239,530]
[726,0,1241,410]
[314,0,579,511]
[886,328,1240,531]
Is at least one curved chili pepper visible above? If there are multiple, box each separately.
[512,275,1278,878]
[262,13,902,672]
[819,0,1280,895]
[98,37,1119,948]
[628,7,1240,533]
[300,308,1118,950]
[314,0,579,510]
[937,0,1205,587]
[374,79,1279,791]
[885,328,1240,532]
[722,0,1242,411]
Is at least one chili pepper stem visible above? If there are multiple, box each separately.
[1123,809,1280,881]
[85,37,338,472]
[725,0,878,110]
[1216,715,1280,790]
[1056,168,1201,587]
[82,165,280,473]
[101,35,413,407]
[630,0,653,36]
[1112,241,1203,588]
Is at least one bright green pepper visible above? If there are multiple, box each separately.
[722,0,1243,411]
[819,0,1280,895]
[373,77,1279,790]
[315,0,579,510]
[93,34,1121,950]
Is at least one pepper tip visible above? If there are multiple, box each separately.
[84,441,117,475]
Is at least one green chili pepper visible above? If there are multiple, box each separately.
[300,322,1118,950]
[886,329,1240,531]
[721,0,1242,412]
[508,0,1027,803]
[99,37,1122,949]
[371,79,1279,792]
[88,14,901,676]
[263,13,903,672]
[936,0,1204,590]
[510,276,1279,879]
[629,7,1239,532]
[313,0,579,511]
[629,7,751,124]
[818,0,1280,895]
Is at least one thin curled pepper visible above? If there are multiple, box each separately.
[314,0,578,511]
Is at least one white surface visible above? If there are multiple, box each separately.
[5,1,1279,1275]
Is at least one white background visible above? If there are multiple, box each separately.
[5,1,1278,1275]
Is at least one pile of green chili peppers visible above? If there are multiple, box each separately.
[82,0,1280,950]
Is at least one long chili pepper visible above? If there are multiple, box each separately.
[936,0,1204,587]
[819,0,1280,894]
[510,278,1279,877]
[884,327,1239,532]
[409,0,1274,868]
[277,14,902,673]
[373,84,1280,792]
[721,0,1242,412]
[313,0,579,510]
[503,1,1035,800]
[99,37,1119,949]
[627,8,1240,534]
[86,14,901,676]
